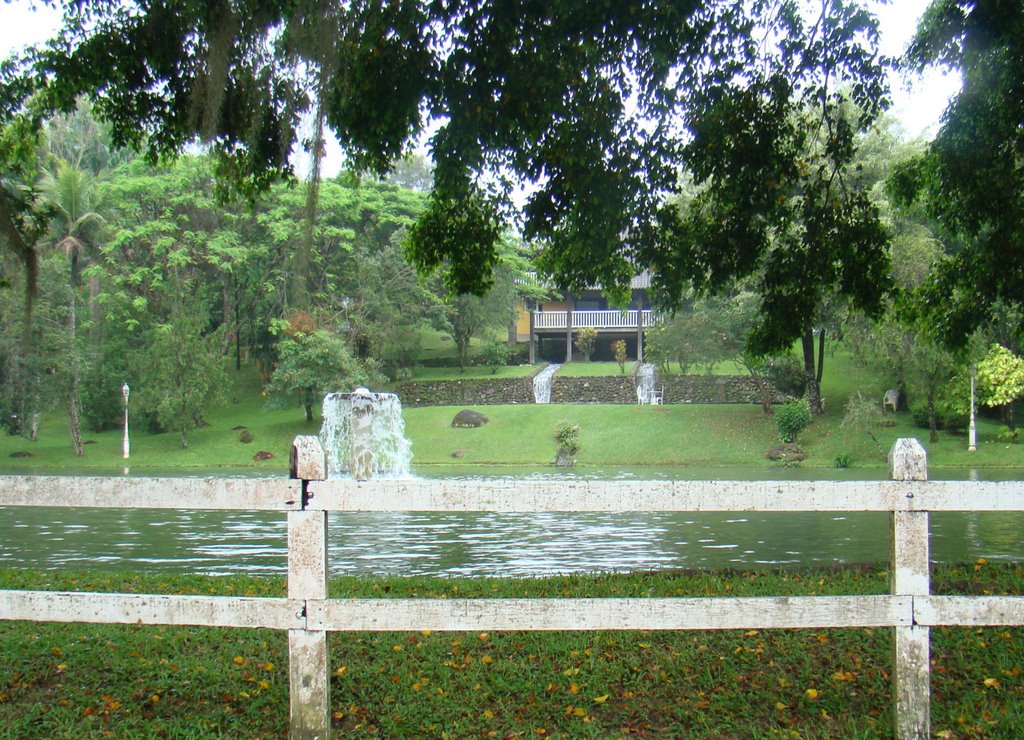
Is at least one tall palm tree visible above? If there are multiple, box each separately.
[37,161,106,456]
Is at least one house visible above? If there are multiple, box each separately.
[512,272,656,363]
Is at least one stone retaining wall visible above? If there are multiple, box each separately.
[396,376,536,407]
[659,374,781,405]
[397,368,789,406]
[549,375,638,404]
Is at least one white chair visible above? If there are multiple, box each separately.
[883,389,899,412]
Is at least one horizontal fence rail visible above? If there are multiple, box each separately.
[4,476,1023,513]
[0,437,1022,739]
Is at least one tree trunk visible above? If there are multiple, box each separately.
[234,280,242,370]
[88,272,101,326]
[180,426,188,449]
[927,390,939,443]
[222,278,234,357]
[67,271,84,457]
[456,336,470,371]
[801,328,823,415]
[29,405,39,442]
[757,374,773,415]
[816,327,826,385]
[744,361,773,415]
[68,395,84,456]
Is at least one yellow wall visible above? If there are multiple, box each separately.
[513,299,572,342]
[514,300,531,338]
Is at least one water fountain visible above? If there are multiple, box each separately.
[319,388,413,480]
[533,364,561,403]
[636,363,657,404]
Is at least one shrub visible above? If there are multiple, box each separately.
[775,399,811,443]
[997,426,1020,444]
[506,344,530,365]
[766,354,807,397]
[377,325,421,378]
[81,349,129,432]
[574,327,598,362]
[910,402,968,433]
[480,342,510,374]
[553,420,580,467]
[612,340,628,374]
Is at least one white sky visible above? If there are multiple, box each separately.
[1,0,960,164]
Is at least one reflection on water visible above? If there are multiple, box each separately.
[1,505,1022,578]
[1,467,1021,576]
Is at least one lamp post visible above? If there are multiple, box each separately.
[122,382,130,459]
[969,366,977,452]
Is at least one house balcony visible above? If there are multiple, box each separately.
[532,309,656,332]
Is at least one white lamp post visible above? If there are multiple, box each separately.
[968,366,977,452]
[122,382,130,459]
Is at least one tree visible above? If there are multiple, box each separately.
[612,340,627,375]
[905,336,960,443]
[976,344,1024,439]
[654,91,891,415]
[264,330,371,422]
[0,116,46,339]
[573,327,597,363]
[382,154,433,193]
[0,250,78,441]
[890,2,1024,346]
[132,297,226,448]
[648,294,747,376]
[433,289,512,373]
[430,239,531,371]
[844,159,962,445]
[1,0,891,313]
[37,160,107,456]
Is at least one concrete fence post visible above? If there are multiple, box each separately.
[888,437,930,739]
[289,435,330,739]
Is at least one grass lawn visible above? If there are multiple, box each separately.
[414,328,506,363]
[405,403,781,467]
[556,361,638,377]
[0,365,317,472]
[1,564,1022,738]
[404,401,1016,470]
[407,364,537,382]
[0,344,1020,473]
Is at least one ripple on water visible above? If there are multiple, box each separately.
[1,488,1023,575]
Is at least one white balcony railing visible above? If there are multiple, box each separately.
[533,309,656,330]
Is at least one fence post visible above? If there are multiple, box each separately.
[889,437,930,739]
[289,435,330,739]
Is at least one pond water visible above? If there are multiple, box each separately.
[0,467,1022,577]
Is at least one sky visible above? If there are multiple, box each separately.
[0,0,961,166]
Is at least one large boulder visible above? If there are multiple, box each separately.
[452,409,489,428]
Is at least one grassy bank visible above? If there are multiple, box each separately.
[0,349,1019,472]
[1,565,1021,738]
[404,402,1019,469]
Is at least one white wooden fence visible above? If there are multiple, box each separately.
[1,436,1023,739]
